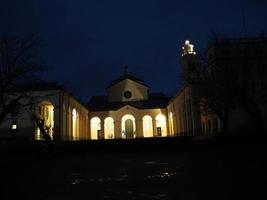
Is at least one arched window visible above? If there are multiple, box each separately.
[143,115,153,138]
[35,101,54,140]
[121,114,136,138]
[104,117,114,139]
[72,109,79,140]
[156,114,167,137]
[90,117,101,140]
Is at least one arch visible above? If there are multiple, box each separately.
[90,117,101,140]
[142,115,153,138]
[156,114,167,137]
[35,101,54,140]
[121,114,136,138]
[72,109,79,140]
[104,117,114,139]
[125,119,134,138]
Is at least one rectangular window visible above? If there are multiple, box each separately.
[156,127,162,137]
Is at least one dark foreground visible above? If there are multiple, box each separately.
[0,138,266,200]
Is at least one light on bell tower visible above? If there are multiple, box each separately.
[182,40,196,56]
[180,39,198,85]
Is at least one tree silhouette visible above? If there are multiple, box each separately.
[0,34,53,142]
[195,36,267,136]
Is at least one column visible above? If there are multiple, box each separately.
[136,119,143,138]
[100,119,105,140]
[114,120,121,139]
[152,119,157,137]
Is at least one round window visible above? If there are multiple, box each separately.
[124,91,132,99]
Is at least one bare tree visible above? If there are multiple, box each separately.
[0,34,53,141]
[198,61,238,135]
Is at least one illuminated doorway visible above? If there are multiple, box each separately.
[104,117,114,139]
[156,114,167,137]
[143,115,153,137]
[90,117,101,140]
[121,114,136,138]
[35,101,54,140]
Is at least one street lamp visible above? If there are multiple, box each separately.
[10,120,17,136]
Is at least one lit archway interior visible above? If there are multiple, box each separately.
[104,117,114,139]
[72,109,79,140]
[35,101,54,140]
[90,117,101,140]
[169,112,174,135]
[156,114,167,137]
[143,115,153,138]
[121,114,136,138]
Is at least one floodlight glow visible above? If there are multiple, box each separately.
[11,124,17,130]
[182,40,196,56]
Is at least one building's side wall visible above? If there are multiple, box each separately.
[0,90,90,141]
[167,85,202,136]
[200,107,254,135]
[60,92,89,141]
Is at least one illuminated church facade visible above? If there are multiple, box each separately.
[87,40,204,140]
[0,40,219,140]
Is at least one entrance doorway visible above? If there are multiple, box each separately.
[121,114,136,138]
[125,119,134,138]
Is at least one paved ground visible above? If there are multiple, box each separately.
[1,145,266,200]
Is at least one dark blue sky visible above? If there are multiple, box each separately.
[1,0,267,102]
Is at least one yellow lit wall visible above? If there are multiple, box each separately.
[156,114,167,137]
[143,115,153,137]
[90,117,101,139]
[169,112,174,135]
[104,117,114,139]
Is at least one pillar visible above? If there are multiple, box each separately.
[136,119,143,138]
[114,120,121,139]
[152,119,157,137]
[100,119,105,140]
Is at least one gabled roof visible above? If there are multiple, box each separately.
[88,93,170,111]
[11,80,88,109]
[107,73,148,89]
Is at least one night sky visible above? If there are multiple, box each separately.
[1,0,267,102]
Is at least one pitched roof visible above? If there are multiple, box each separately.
[107,73,148,88]
[88,93,170,111]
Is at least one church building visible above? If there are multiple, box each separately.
[0,40,206,140]
[88,71,171,139]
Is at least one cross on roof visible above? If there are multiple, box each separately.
[124,64,129,75]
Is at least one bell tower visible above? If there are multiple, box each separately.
[181,40,198,85]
